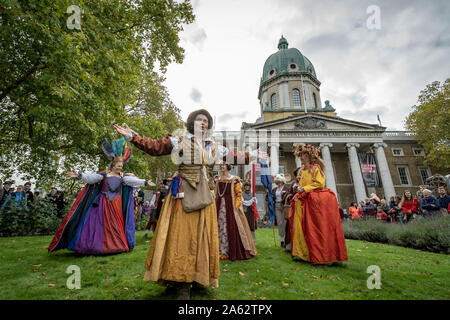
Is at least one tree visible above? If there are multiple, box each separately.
[0,0,193,189]
[405,78,450,169]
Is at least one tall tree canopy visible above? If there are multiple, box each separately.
[0,0,194,189]
[405,78,450,169]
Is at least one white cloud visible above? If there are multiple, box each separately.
[164,0,450,131]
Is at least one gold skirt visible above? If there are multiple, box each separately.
[143,194,220,288]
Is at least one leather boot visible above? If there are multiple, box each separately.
[176,282,191,300]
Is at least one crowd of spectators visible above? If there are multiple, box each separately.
[0,179,68,216]
[346,186,450,223]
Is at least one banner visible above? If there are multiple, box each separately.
[357,153,382,187]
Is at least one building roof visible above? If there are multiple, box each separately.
[261,36,318,85]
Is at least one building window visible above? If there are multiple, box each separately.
[279,147,285,157]
[397,166,411,185]
[292,89,301,107]
[271,93,278,109]
[290,63,297,69]
[412,148,425,156]
[268,68,276,78]
[418,167,431,184]
[313,92,318,108]
[391,148,404,156]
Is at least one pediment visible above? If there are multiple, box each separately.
[246,114,385,131]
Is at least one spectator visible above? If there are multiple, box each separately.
[24,182,34,203]
[436,186,450,216]
[271,174,289,248]
[362,198,376,217]
[1,180,13,206]
[376,206,388,222]
[388,196,395,209]
[357,200,365,217]
[388,195,403,223]
[141,200,151,217]
[379,199,390,214]
[2,185,27,209]
[401,190,419,222]
[55,191,66,217]
[33,191,41,202]
[369,193,381,205]
[349,201,360,219]
[47,187,58,207]
[420,189,440,217]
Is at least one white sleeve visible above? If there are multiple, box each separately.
[79,173,104,184]
[169,136,179,149]
[122,175,147,187]
[218,145,229,158]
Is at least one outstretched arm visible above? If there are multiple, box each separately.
[113,124,173,156]
[123,175,155,188]
[67,171,104,184]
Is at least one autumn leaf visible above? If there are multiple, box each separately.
[48,284,55,287]
[281,281,289,287]
[239,272,246,277]
[134,274,141,278]
[258,296,267,300]
[223,268,229,272]
[105,283,111,287]
[436,261,440,264]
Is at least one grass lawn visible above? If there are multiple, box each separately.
[0,228,449,300]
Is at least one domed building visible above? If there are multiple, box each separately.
[219,36,439,210]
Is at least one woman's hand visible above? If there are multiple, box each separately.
[145,180,156,187]
[66,171,78,179]
[297,187,305,194]
[113,123,132,137]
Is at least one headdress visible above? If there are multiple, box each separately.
[274,174,286,184]
[102,137,132,165]
[293,144,320,158]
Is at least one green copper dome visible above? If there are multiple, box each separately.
[261,36,318,84]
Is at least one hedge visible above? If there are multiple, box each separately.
[342,215,450,254]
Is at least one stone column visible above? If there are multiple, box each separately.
[319,143,337,195]
[373,142,396,199]
[269,142,280,176]
[346,143,367,203]
[294,143,304,169]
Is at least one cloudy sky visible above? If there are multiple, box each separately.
[164,0,449,131]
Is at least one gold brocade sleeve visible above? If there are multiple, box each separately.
[234,179,242,208]
[302,165,326,192]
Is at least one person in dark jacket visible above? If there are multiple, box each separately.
[419,189,440,217]
[437,186,450,216]
[24,182,34,204]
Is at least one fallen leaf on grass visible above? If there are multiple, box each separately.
[312,275,319,280]
[48,284,55,287]
[258,296,267,300]
[239,272,246,277]
[222,268,229,272]
[65,296,70,300]
[356,249,362,252]
[124,287,129,291]
[105,283,111,287]
[436,261,439,264]
[41,272,46,276]
[309,292,314,295]
[10,240,15,243]
[281,281,289,287]
[134,274,141,278]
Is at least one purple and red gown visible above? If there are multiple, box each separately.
[48,172,146,255]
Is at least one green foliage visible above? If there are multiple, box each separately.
[0,199,64,236]
[405,78,450,168]
[342,216,450,253]
[0,0,192,188]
